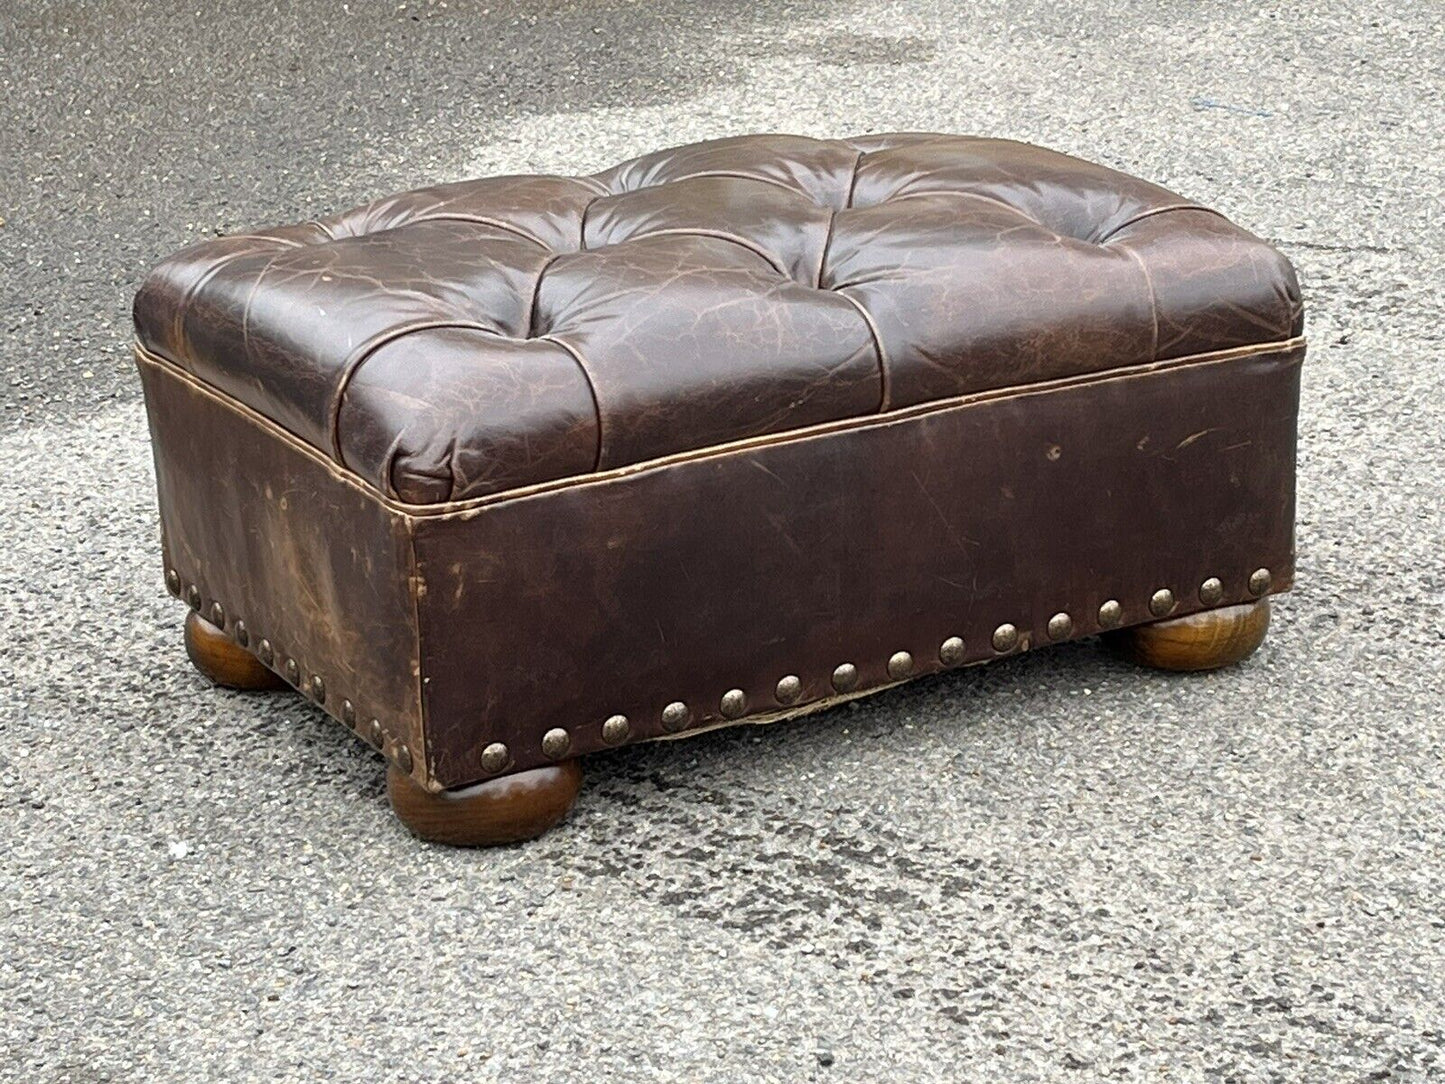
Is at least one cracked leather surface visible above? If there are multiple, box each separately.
[134,133,1303,504]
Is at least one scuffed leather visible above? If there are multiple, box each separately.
[137,353,426,773]
[134,133,1303,504]
[413,344,1303,785]
[137,340,1303,790]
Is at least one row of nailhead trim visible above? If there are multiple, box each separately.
[167,568,416,775]
[475,567,1273,775]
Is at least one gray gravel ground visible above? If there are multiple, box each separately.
[2,1,1443,1081]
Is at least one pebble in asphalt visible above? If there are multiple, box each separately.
[1,1,1442,1081]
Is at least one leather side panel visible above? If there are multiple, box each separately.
[138,355,426,784]
[413,345,1302,788]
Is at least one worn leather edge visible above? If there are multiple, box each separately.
[401,513,429,788]
[134,336,1307,520]
[138,356,431,787]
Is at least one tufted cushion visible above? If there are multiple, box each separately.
[134,133,1303,505]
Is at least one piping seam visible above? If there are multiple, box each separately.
[844,149,865,210]
[387,213,552,248]
[1096,204,1228,244]
[137,335,1304,520]
[526,252,567,339]
[1117,244,1161,361]
[614,228,789,276]
[881,188,1044,225]
[832,290,891,412]
[644,171,809,199]
[536,334,605,473]
[167,237,307,361]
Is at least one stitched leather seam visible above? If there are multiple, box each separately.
[168,238,306,364]
[832,290,890,413]
[435,338,1306,517]
[526,251,569,338]
[882,188,1042,225]
[137,335,1304,519]
[618,228,788,276]
[1096,204,1229,244]
[654,170,808,198]
[1116,243,1161,361]
[844,149,865,210]
[206,233,310,248]
[844,133,963,157]
[575,174,613,197]
[817,151,860,286]
[237,245,300,367]
[816,210,839,289]
[578,193,601,250]
[390,213,552,248]
[325,319,503,461]
[535,334,605,473]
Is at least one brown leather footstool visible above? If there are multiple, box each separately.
[135,134,1304,845]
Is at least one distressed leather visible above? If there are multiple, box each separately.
[138,341,1303,788]
[134,134,1302,505]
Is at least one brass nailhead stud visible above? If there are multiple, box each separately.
[1249,567,1272,597]
[479,742,510,774]
[283,658,300,685]
[992,624,1019,653]
[541,728,571,760]
[832,663,858,692]
[309,674,326,704]
[776,675,803,705]
[1098,600,1122,628]
[257,639,274,666]
[394,743,414,774]
[366,718,383,747]
[887,651,913,680]
[233,620,249,647]
[939,637,965,667]
[341,699,356,728]
[165,569,181,596]
[661,701,690,733]
[209,602,225,629]
[601,714,631,745]
[1149,588,1176,617]
[720,689,748,719]
[1047,612,1073,641]
[1199,577,1224,606]
[186,585,202,611]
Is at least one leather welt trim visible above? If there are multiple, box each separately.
[135,336,1306,522]
[1095,203,1229,244]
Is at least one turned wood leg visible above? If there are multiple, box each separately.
[1106,599,1271,672]
[387,760,584,846]
[183,611,287,690]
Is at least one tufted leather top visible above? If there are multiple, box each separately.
[134,134,1303,505]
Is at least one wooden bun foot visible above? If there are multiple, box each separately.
[184,611,287,690]
[388,760,583,846]
[1106,598,1271,672]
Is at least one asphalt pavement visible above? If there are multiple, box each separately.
[2,1,1442,1080]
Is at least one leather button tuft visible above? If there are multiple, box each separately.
[140,133,1299,507]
